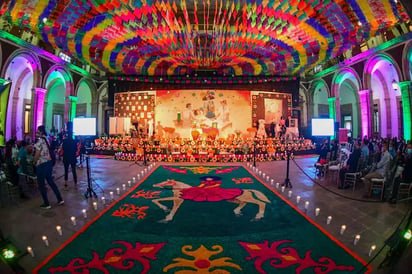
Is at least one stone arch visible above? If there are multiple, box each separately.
[308,78,330,119]
[43,65,74,132]
[75,78,96,118]
[363,54,402,138]
[2,51,42,140]
[402,40,412,81]
[331,68,362,138]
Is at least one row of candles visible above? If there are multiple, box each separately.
[246,163,378,257]
[26,163,156,258]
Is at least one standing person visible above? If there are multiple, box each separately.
[62,133,78,189]
[34,126,64,209]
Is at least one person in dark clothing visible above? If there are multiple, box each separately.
[339,142,361,188]
[62,133,78,189]
[389,143,412,203]
[270,121,275,138]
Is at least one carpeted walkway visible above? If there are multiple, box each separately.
[34,165,371,273]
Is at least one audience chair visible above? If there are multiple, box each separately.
[397,183,411,200]
[344,171,362,191]
[369,178,385,200]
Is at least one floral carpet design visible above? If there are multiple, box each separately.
[35,165,371,273]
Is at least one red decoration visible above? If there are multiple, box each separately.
[239,240,355,274]
[112,204,149,219]
[48,241,166,274]
[131,190,161,199]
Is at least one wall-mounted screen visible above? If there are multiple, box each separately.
[311,118,335,136]
[73,117,96,136]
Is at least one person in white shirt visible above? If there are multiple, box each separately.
[363,142,392,198]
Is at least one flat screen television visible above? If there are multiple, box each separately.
[73,117,96,136]
[311,118,335,136]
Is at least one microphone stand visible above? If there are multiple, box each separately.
[84,150,97,199]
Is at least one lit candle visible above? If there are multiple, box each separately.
[132,177,136,182]
[122,184,126,190]
[137,174,140,180]
[326,216,332,225]
[128,180,131,187]
[354,235,361,245]
[27,246,34,257]
[141,170,144,175]
[82,209,87,218]
[258,171,262,176]
[288,190,292,198]
[304,201,310,210]
[70,216,76,226]
[93,202,98,210]
[281,186,285,193]
[56,225,62,236]
[315,208,320,216]
[101,197,106,205]
[42,235,49,246]
[369,245,376,257]
[340,225,346,235]
[270,179,274,185]
[276,182,280,188]
[296,196,301,204]
[116,188,120,195]
[262,172,265,178]
[110,191,114,199]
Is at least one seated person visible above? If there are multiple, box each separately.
[363,142,392,198]
[389,143,412,203]
[339,142,361,188]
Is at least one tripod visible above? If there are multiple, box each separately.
[130,139,148,166]
[84,154,97,199]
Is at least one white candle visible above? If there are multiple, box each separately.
[276,182,280,188]
[262,172,265,178]
[42,235,49,246]
[141,170,144,175]
[315,208,320,216]
[258,171,262,176]
[369,245,376,257]
[122,184,126,190]
[137,174,140,180]
[56,225,62,236]
[296,196,301,204]
[304,201,310,210]
[281,186,285,193]
[326,216,332,225]
[82,209,87,218]
[266,176,270,182]
[101,197,106,205]
[116,187,120,195]
[93,202,98,210]
[354,235,361,245]
[70,216,76,226]
[110,191,114,199]
[340,225,346,235]
[132,177,136,182]
[288,190,292,198]
[128,180,131,187]
[27,246,34,257]
[270,179,274,185]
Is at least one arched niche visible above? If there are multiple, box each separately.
[364,54,402,138]
[332,68,361,138]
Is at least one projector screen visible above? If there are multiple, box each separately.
[311,118,335,136]
[73,117,96,136]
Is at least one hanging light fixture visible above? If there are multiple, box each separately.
[392,79,399,91]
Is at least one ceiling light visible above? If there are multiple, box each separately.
[42,17,47,23]
[357,21,362,26]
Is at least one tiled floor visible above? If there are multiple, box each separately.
[0,156,411,273]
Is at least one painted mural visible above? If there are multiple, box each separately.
[156,90,251,139]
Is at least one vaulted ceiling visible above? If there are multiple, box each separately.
[0,0,409,77]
